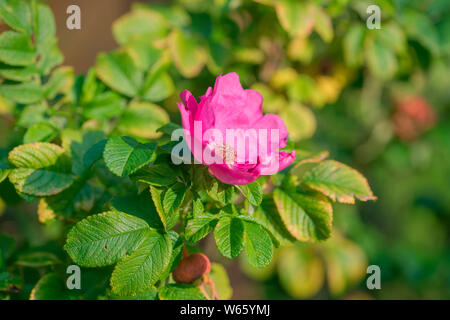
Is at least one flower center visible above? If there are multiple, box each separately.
[214,143,237,166]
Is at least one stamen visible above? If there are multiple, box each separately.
[214,143,237,166]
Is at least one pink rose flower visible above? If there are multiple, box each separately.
[177,72,296,185]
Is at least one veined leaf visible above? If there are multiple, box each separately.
[273,189,332,242]
[185,215,219,243]
[241,218,273,268]
[301,160,377,203]
[131,163,178,186]
[150,183,185,231]
[103,136,156,177]
[9,168,73,196]
[254,198,296,245]
[238,181,263,207]
[158,284,206,300]
[64,211,151,267]
[8,143,73,196]
[214,216,244,259]
[8,142,64,169]
[110,230,172,296]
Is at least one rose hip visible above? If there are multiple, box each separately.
[173,253,211,284]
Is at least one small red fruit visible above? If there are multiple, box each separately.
[173,253,211,284]
[393,96,436,140]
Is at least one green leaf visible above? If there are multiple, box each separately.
[241,219,273,268]
[277,246,324,299]
[17,103,46,127]
[209,263,232,300]
[44,66,74,99]
[118,101,169,139]
[64,211,151,267]
[401,11,439,55]
[150,184,185,231]
[0,64,38,81]
[111,230,172,296]
[111,192,164,230]
[203,172,234,205]
[33,3,56,49]
[185,215,219,243]
[254,198,296,245]
[162,183,186,221]
[125,39,164,71]
[8,143,73,196]
[280,102,316,140]
[83,139,107,168]
[192,198,204,217]
[169,29,205,78]
[15,252,61,268]
[103,136,156,177]
[313,6,333,42]
[160,230,184,280]
[23,122,58,144]
[142,72,174,102]
[239,181,263,207]
[158,284,206,300]
[95,51,142,97]
[110,286,158,300]
[301,160,377,203]
[0,271,21,292]
[112,8,168,45]
[214,216,244,259]
[36,41,63,75]
[273,189,332,242]
[9,168,74,196]
[131,163,178,186]
[0,162,10,184]
[0,233,15,259]
[0,0,33,34]
[275,0,313,37]
[365,35,397,80]
[0,30,35,66]
[29,273,68,300]
[82,91,126,120]
[343,24,365,67]
[8,142,65,170]
[0,82,43,104]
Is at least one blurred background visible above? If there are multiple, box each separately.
[1,0,449,299]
